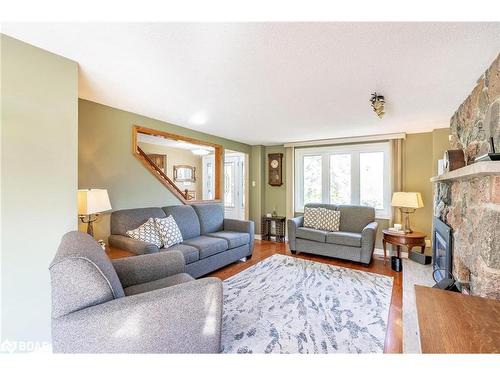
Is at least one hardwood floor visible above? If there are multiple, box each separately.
[209,239,403,354]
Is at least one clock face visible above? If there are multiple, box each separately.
[270,159,279,169]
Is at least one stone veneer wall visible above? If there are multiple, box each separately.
[450,53,500,162]
[435,53,500,299]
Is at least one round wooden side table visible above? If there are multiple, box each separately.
[382,229,426,263]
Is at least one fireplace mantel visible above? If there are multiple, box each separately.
[430,161,500,183]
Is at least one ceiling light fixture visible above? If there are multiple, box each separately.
[192,148,210,156]
[189,112,207,126]
[370,92,385,119]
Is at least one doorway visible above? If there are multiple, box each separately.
[223,150,248,220]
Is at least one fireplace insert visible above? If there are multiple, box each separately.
[432,217,453,282]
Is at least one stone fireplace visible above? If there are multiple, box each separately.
[432,53,500,299]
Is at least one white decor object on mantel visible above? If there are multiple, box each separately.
[437,159,445,175]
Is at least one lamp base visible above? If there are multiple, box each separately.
[400,208,415,234]
[86,220,94,237]
[79,214,98,238]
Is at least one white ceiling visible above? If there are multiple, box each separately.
[3,23,500,145]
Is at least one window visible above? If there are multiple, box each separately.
[360,152,384,209]
[303,155,322,205]
[295,142,391,218]
[329,154,351,204]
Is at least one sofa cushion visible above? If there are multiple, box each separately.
[326,231,362,247]
[182,235,228,259]
[161,244,199,264]
[337,205,375,233]
[125,218,163,248]
[295,227,328,243]
[110,207,166,235]
[123,273,194,296]
[192,204,224,234]
[206,231,250,249]
[162,205,201,240]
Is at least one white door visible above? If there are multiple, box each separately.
[224,153,245,220]
[202,155,215,200]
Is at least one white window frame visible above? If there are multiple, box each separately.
[294,142,392,219]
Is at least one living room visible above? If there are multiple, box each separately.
[1,1,499,373]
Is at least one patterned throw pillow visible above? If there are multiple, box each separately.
[304,207,320,228]
[126,218,163,248]
[154,216,183,248]
[315,208,341,232]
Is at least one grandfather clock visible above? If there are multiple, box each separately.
[268,153,283,186]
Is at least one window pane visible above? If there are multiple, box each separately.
[360,152,384,209]
[329,154,351,204]
[303,155,322,204]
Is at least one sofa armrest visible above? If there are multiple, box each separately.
[108,234,160,255]
[52,277,223,353]
[287,216,304,251]
[360,221,379,264]
[111,250,185,288]
[223,218,255,253]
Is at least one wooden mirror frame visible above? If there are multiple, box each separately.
[132,125,222,204]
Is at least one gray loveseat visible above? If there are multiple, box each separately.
[287,203,378,265]
[50,231,222,353]
[109,204,255,278]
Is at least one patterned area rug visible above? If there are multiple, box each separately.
[221,254,393,354]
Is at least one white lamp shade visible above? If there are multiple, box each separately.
[78,189,112,215]
[391,192,424,209]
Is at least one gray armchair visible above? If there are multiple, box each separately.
[287,204,378,265]
[49,231,223,353]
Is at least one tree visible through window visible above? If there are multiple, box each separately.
[303,155,322,204]
[330,154,351,204]
[360,152,384,209]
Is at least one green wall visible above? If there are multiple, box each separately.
[403,129,449,245]
[249,145,265,234]
[1,35,78,344]
[78,99,253,240]
[264,145,287,217]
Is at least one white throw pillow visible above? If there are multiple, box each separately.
[315,208,341,232]
[126,218,163,248]
[304,207,320,228]
[154,216,183,248]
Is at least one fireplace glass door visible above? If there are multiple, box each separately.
[434,232,448,281]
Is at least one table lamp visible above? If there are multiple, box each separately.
[78,189,112,237]
[391,192,424,233]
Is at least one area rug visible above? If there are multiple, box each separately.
[221,254,393,354]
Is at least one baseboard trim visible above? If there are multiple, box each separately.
[373,247,409,259]
[254,234,288,242]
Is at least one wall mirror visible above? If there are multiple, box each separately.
[133,125,222,203]
[174,165,196,182]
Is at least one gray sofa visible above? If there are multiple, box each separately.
[109,204,255,278]
[287,203,378,265]
[49,231,222,353]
